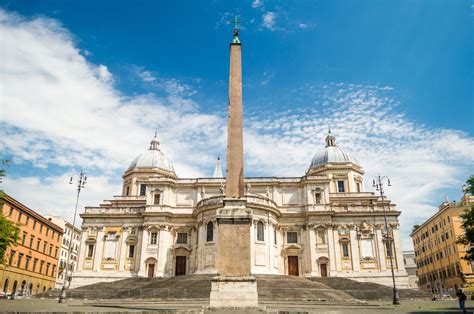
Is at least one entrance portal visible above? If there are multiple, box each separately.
[288,256,299,276]
[175,256,186,276]
[320,263,327,277]
[147,264,155,278]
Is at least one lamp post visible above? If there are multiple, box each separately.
[58,171,87,303]
[373,174,400,305]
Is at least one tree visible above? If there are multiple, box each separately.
[0,160,10,185]
[457,204,474,261]
[0,193,20,264]
[412,224,421,233]
[466,175,474,195]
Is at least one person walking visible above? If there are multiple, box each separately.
[456,289,467,313]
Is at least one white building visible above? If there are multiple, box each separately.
[44,215,81,289]
[72,132,409,288]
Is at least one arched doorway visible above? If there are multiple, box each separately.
[145,257,157,278]
[3,278,9,293]
[12,281,18,295]
[20,281,26,294]
[317,257,329,277]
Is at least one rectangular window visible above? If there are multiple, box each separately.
[33,258,38,272]
[342,243,350,258]
[18,212,22,222]
[337,181,345,193]
[33,221,36,230]
[126,186,130,196]
[49,244,53,255]
[46,263,50,276]
[46,228,49,236]
[40,260,44,274]
[287,232,298,244]
[150,232,158,245]
[130,228,136,235]
[274,228,277,245]
[316,230,326,244]
[25,256,31,270]
[154,193,161,205]
[21,232,27,246]
[87,244,94,258]
[177,233,188,244]
[40,224,43,234]
[9,250,16,265]
[25,216,29,225]
[55,247,58,257]
[29,235,34,248]
[43,242,47,253]
[128,245,135,258]
[37,238,41,250]
[8,208,13,216]
[139,184,146,196]
[356,182,361,192]
[18,253,24,268]
[52,265,56,277]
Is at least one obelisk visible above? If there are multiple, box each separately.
[226,22,244,198]
[209,18,259,308]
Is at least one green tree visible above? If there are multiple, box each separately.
[0,160,10,185]
[466,175,474,195]
[0,193,20,264]
[457,204,474,261]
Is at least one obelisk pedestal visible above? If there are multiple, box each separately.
[209,21,259,309]
[209,199,258,308]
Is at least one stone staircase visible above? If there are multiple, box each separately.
[37,275,429,302]
[39,275,213,300]
[309,277,431,300]
[255,275,357,303]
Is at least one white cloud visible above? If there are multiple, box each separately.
[137,69,157,82]
[298,23,308,29]
[252,0,263,9]
[262,12,277,31]
[1,10,473,251]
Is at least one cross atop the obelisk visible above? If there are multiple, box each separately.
[231,16,242,44]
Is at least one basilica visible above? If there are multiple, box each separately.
[72,26,408,290]
[72,131,408,288]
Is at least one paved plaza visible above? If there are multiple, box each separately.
[0,298,472,313]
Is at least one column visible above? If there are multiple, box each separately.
[349,229,361,272]
[138,228,149,277]
[327,227,337,274]
[308,228,318,276]
[376,229,387,271]
[117,227,128,272]
[93,228,104,271]
[333,230,342,272]
[392,228,405,271]
[77,228,88,271]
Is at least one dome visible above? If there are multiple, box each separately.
[127,134,176,174]
[309,131,359,169]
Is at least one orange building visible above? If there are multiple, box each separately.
[0,192,63,295]
[411,194,474,295]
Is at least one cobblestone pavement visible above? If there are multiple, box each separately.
[0,298,473,313]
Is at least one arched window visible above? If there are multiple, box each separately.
[257,221,264,242]
[3,278,9,293]
[206,221,214,242]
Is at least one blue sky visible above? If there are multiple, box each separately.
[0,0,473,249]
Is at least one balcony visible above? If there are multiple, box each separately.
[195,194,279,215]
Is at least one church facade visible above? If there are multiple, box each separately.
[72,132,409,288]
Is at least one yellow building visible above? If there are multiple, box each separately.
[411,194,474,294]
[0,192,63,295]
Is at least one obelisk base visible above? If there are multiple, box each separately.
[209,276,259,308]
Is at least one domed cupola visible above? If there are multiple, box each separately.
[308,130,359,171]
[126,133,176,177]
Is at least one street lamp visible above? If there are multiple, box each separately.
[58,171,87,303]
[373,175,400,305]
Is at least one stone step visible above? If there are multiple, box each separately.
[309,277,431,300]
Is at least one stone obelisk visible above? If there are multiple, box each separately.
[209,18,259,308]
